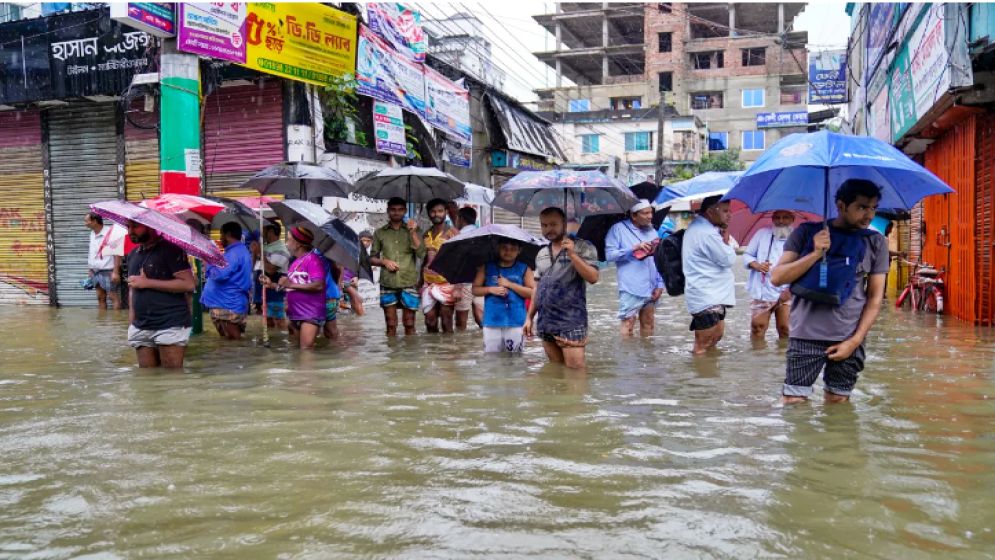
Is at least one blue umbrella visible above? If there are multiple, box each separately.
[721,130,953,217]
[654,171,744,205]
[493,170,639,217]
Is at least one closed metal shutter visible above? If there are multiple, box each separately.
[203,81,285,195]
[491,173,542,236]
[124,105,159,202]
[0,110,49,305]
[48,104,120,307]
[976,114,995,325]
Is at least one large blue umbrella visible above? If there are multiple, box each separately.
[721,130,953,217]
[493,170,638,217]
[654,171,743,205]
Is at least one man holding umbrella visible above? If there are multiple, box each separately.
[370,197,426,336]
[605,200,665,337]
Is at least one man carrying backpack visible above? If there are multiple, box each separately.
[682,195,737,355]
[771,179,889,404]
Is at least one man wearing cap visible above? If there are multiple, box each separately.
[682,195,737,355]
[370,197,425,336]
[605,200,665,336]
[743,210,795,340]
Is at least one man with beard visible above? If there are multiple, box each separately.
[420,198,458,333]
[682,195,737,356]
[125,221,196,368]
[370,197,425,336]
[524,207,600,370]
[743,210,795,340]
[605,200,664,337]
[772,179,889,404]
[200,222,253,340]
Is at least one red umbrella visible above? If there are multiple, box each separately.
[90,200,226,267]
[727,202,821,245]
[139,194,226,227]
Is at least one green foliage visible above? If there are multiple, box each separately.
[404,124,421,164]
[697,148,745,173]
[321,74,368,148]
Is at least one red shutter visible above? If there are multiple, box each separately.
[975,114,995,325]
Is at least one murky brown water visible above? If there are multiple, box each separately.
[2,268,994,559]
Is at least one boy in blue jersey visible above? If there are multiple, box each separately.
[472,240,536,352]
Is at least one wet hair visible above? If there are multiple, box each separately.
[836,179,882,205]
[387,197,407,209]
[425,198,447,212]
[263,222,281,238]
[457,206,477,225]
[221,222,242,240]
[539,207,566,221]
[86,212,103,225]
[698,195,724,214]
[359,230,374,240]
[497,238,522,248]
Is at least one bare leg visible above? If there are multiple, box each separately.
[638,304,655,336]
[383,305,398,337]
[402,309,417,336]
[136,347,160,368]
[542,340,565,364]
[692,321,724,356]
[824,391,850,404]
[345,286,365,316]
[455,309,469,331]
[424,304,440,333]
[108,289,121,310]
[774,303,791,339]
[750,308,772,339]
[95,285,108,310]
[298,322,320,349]
[158,345,186,369]
[781,395,808,404]
[439,304,455,334]
[472,302,483,327]
[561,346,587,370]
[323,319,339,340]
[619,317,636,337]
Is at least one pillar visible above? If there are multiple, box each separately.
[729,3,736,37]
[556,59,562,88]
[602,16,609,82]
[778,3,784,34]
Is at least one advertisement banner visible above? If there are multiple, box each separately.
[111,2,175,37]
[889,7,949,142]
[870,86,891,143]
[243,3,357,86]
[441,135,471,168]
[373,100,408,157]
[366,3,427,63]
[865,3,897,77]
[177,3,247,63]
[808,50,847,104]
[424,65,471,143]
[356,25,427,117]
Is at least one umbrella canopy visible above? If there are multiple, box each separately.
[90,200,226,267]
[454,183,495,207]
[235,196,278,219]
[317,219,373,281]
[138,193,226,227]
[727,205,822,246]
[721,130,954,217]
[353,166,466,203]
[206,196,272,231]
[430,224,544,284]
[268,200,369,277]
[575,180,668,261]
[241,161,354,199]
[655,188,730,212]
[655,171,743,205]
[492,169,639,218]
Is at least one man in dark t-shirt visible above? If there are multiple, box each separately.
[771,179,890,404]
[125,221,196,368]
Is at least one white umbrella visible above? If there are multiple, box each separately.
[454,183,495,207]
[653,188,730,212]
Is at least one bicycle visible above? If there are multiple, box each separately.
[895,260,945,313]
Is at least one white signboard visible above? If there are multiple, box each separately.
[373,100,407,157]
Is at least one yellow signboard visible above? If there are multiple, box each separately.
[244,3,357,86]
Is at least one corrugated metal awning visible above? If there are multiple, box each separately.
[486,94,565,162]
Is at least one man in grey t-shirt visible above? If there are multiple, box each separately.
[771,179,890,404]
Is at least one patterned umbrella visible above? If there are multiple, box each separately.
[241,161,354,199]
[353,166,466,203]
[138,193,226,227]
[90,200,226,267]
[492,170,638,217]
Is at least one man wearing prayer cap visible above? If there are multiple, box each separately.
[605,199,665,336]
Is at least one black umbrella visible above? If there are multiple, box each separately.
[241,161,354,200]
[430,224,543,284]
[318,219,374,282]
[353,166,465,203]
[575,181,669,261]
[206,195,272,231]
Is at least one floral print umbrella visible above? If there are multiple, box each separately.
[492,170,639,218]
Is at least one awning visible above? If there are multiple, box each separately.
[486,94,565,162]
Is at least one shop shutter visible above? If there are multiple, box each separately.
[490,173,543,236]
[0,110,48,305]
[124,101,160,201]
[975,114,995,325]
[203,80,285,195]
[48,104,120,307]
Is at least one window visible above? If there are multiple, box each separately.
[658,32,672,53]
[742,47,766,67]
[624,131,653,152]
[610,96,642,110]
[780,89,805,105]
[742,130,765,151]
[690,92,724,110]
[580,134,600,154]
[742,88,765,108]
[691,51,724,70]
[658,72,672,92]
[568,99,590,112]
[708,132,729,151]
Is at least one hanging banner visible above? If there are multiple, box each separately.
[888,6,951,142]
[441,135,471,168]
[865,3,898,79]
[244,3,357,86]
[366,3,427,63]
[177,3,247,63]
[808,50,847,104]
[424,65,471,143]
[356,25,426,117]
[373,100,408,157]
[111,2,176,38]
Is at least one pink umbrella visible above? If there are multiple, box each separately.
[727,202,821,245]
[90,200,227,268]
[138,193,226,226]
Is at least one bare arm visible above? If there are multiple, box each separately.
[508,268,535,299]
[826,274,885,361]
[131,269,196,293]
[570,252,599,284]
[471,266,489,297]
[770,250,822,286]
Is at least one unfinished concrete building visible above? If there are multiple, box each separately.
[534,3,809,164]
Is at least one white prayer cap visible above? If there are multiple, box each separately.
[630,199,652,213]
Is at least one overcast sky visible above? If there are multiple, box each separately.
[418,1,853,104]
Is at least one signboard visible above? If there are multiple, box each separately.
[889,7,950,141]
[756,112,808,128]
[356,25,427,117]
[424,65,471,142]
[111,3,175,38]
[869,86,891,143]
[244,3,357,86]
[318,153,390,213]
[809,50,847,104]
[366,3,427,62]
[865,3,898,77]
[373,100,407,157]
[441,135,471,168]
[48,15,152,100]
[177,3,247,63]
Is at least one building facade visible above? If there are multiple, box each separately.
[422,13,507,92]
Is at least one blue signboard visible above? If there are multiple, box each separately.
[756,112,808,128]
[809,50,847,104]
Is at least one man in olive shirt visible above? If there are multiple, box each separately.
[370,197,426,336]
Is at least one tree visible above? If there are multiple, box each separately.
[320,75,368,148]
[697,149,745,172]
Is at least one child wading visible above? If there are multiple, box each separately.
[472,240,535,352]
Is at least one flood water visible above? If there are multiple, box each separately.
[2,268,994,559]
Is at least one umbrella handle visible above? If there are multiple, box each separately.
[260,197,269,346]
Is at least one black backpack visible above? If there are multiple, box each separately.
[654,229,686,296]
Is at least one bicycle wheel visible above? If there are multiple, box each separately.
[896,286,913,309]
[923,286,942,313]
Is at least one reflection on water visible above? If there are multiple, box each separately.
[1,269,994,558]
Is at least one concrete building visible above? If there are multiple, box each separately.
[533,2,810,164]
[422,12,507,92]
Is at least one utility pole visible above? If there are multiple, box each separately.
[654,101,666,186]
